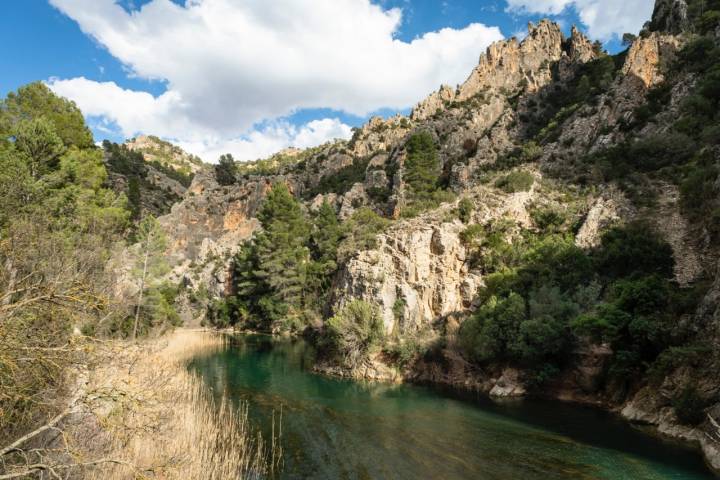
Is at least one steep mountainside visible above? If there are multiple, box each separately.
[135,0,720,472]
[103,137,205,218]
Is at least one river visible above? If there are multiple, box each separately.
[188,334,715,480]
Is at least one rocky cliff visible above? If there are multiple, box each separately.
[122,2,720,472]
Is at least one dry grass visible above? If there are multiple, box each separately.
[73,329,280,479]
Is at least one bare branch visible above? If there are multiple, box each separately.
[0,408,71,457]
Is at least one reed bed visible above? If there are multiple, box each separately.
[76,329,280,479]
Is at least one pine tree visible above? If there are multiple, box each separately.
[215,153,238,186]
[308,200,342,297]
[252,183,311,328]
[130,215,170,339]
[404,131,440,200]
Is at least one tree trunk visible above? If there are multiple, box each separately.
[132,239,151,341]
[2,259,16,306]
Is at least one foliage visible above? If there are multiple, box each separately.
[337,208,390,264]
[0,82,94,149]
[103,140,147,176]
[457,197,474,224]
[673,387,707,425]
[530,206,567,234]
[404,131,441,199]
[127,216,173,339]
[495,171,535,193]
[306,157,370,198]
[0,84,131,440]
[149,159,194,187]
[326,300,384,368]
[594,222,674,279]
[307,201,343,302]
[215,153,238,186]
[458,215,696,390]
[13,118,64,178]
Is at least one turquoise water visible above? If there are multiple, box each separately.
[188,334,715,480]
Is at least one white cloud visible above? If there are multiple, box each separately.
[176,118,353,162]
[47,0,504,162]
[506,0,654,40]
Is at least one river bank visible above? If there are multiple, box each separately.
[0,329,277,480]
[191,333,716,479]
[312,340,720,477]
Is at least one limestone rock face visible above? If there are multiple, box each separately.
[350,116,412,158]
[411,85,456,121]
[649,0,690,34]
[575,192,625,249]
[622,33,681,88]
[489,368,527,398]
[412,20,586,122]
[333,216,482,335]
[126,134,204,174]
[159,167,268,299]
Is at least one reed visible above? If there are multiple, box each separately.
[80,329,280,479]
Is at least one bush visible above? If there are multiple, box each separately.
[495,171,534,193]
[530,206,566,233]
[594,222,674,279]
[673,387,707,425]
[336,207,390,263]
[404,131,440,199]
[307,157,370,197]
[459,293,526,362]
[457,197,474,224]
[326,300,384,368]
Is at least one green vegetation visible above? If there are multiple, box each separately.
[127,216,175,339]
[495,171,535,193]
[215,153,238,186]
[404,131,441,198]
[397,131,459,217]
[0,82,94,149]
[0,84,138,439]
[325,300,384,368]
[526,55,622,142]
[459,220,702,388]
[213,183,390,333]
[457,197,474,224]
[673,386,708,425]
[149,159,194,187]
[306,157,370,198]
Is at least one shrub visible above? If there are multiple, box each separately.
[307,157,370,197]
[404,131,440,199]
[673,387,707,425]
[336,207,390,263]
[457,197,474,224]
[530,206,566,233]
[326,300,385,368]
[495,171,534,193]
[594,222,674,279]
[459,293,526,362]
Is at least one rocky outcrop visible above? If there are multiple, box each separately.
[649,0,690,34]
[622,32,681,88]
[126,134,204,174]
[412,21,594,122]
[333,214,482,335]
[158,168,268,311]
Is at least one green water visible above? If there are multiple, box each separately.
[189,334,715,480]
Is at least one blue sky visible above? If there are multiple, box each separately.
[1,0,654,161]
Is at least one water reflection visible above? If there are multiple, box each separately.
[188,334,713,480]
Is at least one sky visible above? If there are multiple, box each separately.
[1,0,655,163]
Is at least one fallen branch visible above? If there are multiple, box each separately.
[0,408,71,457]
[0,458,139,480]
